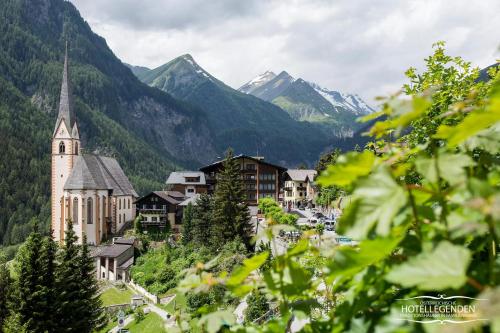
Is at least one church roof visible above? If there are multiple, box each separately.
[64,154,138,197]
[54,42,76,137]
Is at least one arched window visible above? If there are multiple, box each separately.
[119,199,121,210]
[59,141,65,154]
[74,142,78,155]
[73,197,79,224]
[87,198,93,224]
[119,214,121,224]
[128,199,131,209]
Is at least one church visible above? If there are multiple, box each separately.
[51,45,138,245]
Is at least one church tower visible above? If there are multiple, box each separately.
[51,43,81,242]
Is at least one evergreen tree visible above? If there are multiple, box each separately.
[192,194,214,246]
[181,203,194,245]
[211,149,253,249]
[55,220,85,332]
[14,227,55,332]
[77,234,104,332]
[0,253,12,328]
[38,233,58,332]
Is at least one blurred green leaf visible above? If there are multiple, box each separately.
[385,241,471,290]
[226,252,269,288]
[318,151,376,187]
[344,167,407,238]
[415,152,474,185]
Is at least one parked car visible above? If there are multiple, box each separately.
[308,212,325,224]
[324,220,335,231]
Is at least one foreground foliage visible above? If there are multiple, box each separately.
[2,222,103,332]
[174,45,500,332]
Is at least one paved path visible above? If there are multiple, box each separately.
[109,315,134,333]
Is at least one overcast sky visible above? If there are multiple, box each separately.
[71,0,499,104]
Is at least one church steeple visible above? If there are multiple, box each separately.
[54,41,76,136]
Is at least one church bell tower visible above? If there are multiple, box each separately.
[51,43,80,242]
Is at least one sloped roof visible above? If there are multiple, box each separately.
[64,154,138,197]
[95,244,132,258]
[166,171,206,185]
[199,154,287,172]
[285,169,317,182]
[154,191,185,204]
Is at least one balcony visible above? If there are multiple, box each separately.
[141,217,167,226]
[138,208,167,215]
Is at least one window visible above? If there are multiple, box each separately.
[246,163,256,170]
[259,173,275,181]
[59,141,65,154]
[73,198,78,224]
[87,198,93,224]
[74,142,78,154]
[152,204,156,209]
[187,188,195,193]
[119,214,121,224]
[119,199,121,210]
[259,183,275,191]
[128,199,131,209]
[151,216,158,222]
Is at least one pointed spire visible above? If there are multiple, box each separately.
[55,41,75,135]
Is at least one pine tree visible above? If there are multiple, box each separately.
[55,220,85,332]
[0,253,12,328]
[38,233,58,332]
[211,149,253,249]
[192,194,214,246]
[14,227,55,332]
[77,234,104,332]
[181,203,194,245]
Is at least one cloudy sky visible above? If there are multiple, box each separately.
[71,0,499,103]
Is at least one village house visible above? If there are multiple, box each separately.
[283,169,317,208]
[135,191,185,233]
[165,171,208,197]
[51,46,137,245]
[199,154,287,206]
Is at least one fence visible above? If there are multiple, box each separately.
[129,280,159,304]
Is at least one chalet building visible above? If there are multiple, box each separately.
[165,171,208,197]
[135,191,185,233]
[199,155,287,206]
[283,169,317,208]
[51,45,137,245]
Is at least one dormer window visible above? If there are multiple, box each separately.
[59,141,65,154]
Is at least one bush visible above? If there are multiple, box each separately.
[134,308,145,323]
[244,290,269,323]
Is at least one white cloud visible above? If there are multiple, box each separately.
[72,0,500,104]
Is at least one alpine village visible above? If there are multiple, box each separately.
[0,1,499,333]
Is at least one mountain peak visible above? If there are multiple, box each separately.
[238,70,277,94]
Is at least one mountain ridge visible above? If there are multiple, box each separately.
[131,54,337,166]
[239,70,374,118]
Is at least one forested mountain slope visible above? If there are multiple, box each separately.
[133,54,334,165]
[0,0,217,245]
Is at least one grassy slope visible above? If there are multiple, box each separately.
[125,312,166,333]
[100,287,134,306]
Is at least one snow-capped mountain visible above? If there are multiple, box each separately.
[239,71,277,94]
[238,71,374,134]
[308,82,374,115]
